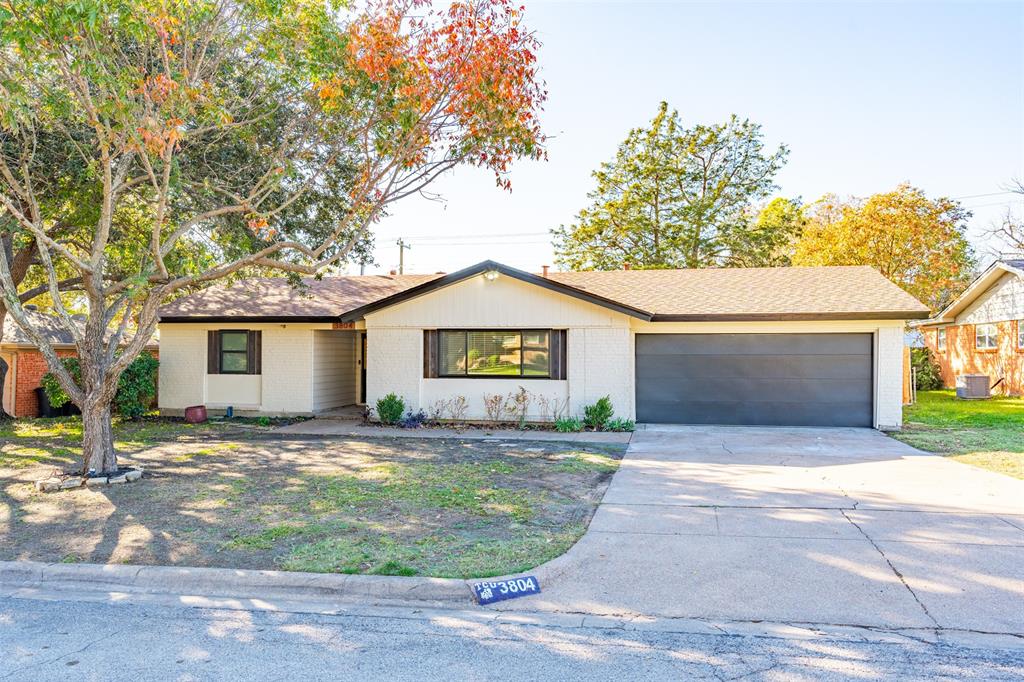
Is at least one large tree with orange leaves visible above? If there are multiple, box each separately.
[792,184,974,311]
[0,0,546,474]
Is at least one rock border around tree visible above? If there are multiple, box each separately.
[35,468,144,493]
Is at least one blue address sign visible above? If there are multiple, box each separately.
[472,576,541,605]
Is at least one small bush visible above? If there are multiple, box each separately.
[376,393,405,425]
[605,417,635,432]
[257,416,272,427]
[399,410,427,429]
[555,416,583,433]
[41,352,159,419]
[583,396,614,430]
[911,347,943,391]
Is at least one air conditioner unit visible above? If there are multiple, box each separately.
[956,374,990,400]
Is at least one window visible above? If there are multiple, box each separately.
[936,328,946,352]
[975,323,998,350]
[1018,321,1024,350]
[207,330,261,374]
[429,329,564,379]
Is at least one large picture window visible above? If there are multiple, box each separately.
[430,329,564,379]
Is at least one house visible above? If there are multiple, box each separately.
[156,261,928,429]
[1,309,159,417]
[914,259,1024,395]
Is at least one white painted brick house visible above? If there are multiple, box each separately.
[157,261,929,430]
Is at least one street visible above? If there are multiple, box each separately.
[2,591,1023,681]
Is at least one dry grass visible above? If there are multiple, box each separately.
[0,429,623,578]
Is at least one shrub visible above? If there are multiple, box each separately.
[606,417,635,432]
[375,393,405,425]
[503,386,532,429]
[257,416,272,427]
[555,416,583,433]
[41,352,159,419]
[399,410,427,429]
[583,396,614,430]
[911,347,943,391]
[483,393,505,424]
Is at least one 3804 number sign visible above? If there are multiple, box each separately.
[472,576,541,605]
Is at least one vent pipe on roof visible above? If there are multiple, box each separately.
[623,263,631,271]
[389,269,397,276]
[541,265,549,278]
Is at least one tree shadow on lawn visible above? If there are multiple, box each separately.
[0,435,624,579]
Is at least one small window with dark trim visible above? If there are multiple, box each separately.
[936,328,946,352]
[428,329,565,379]
[1018,321,1024,350]
[207,330,262,375]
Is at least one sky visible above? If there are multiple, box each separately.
[358,0,1024,276]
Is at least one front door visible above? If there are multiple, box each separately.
[360,333,367,404]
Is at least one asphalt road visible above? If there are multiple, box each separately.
[3,594,1023,681]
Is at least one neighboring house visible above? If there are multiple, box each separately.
[157,261,928,430]
[1,308,159,417]
[914,259,1024,395]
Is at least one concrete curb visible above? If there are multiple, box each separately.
[0,557,575,607]
[0,560,476,605]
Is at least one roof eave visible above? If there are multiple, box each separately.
[651,310,930,323]
[339,260,654,322]
[160,315,339,324]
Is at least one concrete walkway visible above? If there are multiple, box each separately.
[496,425,1024,635]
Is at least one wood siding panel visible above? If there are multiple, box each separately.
[313,330,357,411]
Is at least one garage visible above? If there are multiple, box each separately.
[635,333,874,427]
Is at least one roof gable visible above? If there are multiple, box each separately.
[339,261,653,322]
[917,260,1024,326]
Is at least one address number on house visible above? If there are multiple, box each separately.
[472,576,541,605]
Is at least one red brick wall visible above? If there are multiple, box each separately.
[12,348,159,417]
[922,321,1024,395]
[13,349,76,417]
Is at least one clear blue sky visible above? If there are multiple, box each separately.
[363,0,1024,275]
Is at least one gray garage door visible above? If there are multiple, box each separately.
[635,333,873,427]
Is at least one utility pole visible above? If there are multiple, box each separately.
[397,238,412,274]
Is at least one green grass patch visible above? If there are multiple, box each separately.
[551,452,620,474]
[894,390,1024,479]
[223,524,310,550]
[281,525,585,579]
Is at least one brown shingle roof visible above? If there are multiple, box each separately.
[546,265,929,319]
[159,274,442,320]
[160,263,930,322]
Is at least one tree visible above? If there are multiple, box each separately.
[0,0,546,474]
[792,184,975,310]
[985,179,1024,257]
[724,197,806,268]
[552,102,788,270]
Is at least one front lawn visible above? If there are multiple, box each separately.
[0,424,623,578]
[892,390,1024,479]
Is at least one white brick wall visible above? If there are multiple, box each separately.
[158,322,325,416]
[875,324,904,430]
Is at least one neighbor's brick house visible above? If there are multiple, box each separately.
[916,259,1024,395]
[1,310,158,417]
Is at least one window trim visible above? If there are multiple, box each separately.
[219,330,251,375]
[975,323,998,351]
[1017,320,1024,352]
[207,329,262,375]
[936,328,946,352]
[432,329,562,380]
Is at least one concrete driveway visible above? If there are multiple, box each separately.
[501,426,1024,635]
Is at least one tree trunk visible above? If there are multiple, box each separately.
[81,398,117,475]
[0,306,10,419]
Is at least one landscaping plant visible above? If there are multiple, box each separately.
[605,417,636,432]
[376,394,406,426]
[911,347,944,391]
[583,396,615,430]
[555,417,584,433]
[399,410,427,429]
[41,353,159,420]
